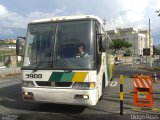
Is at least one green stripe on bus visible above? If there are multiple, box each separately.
[60,72,75,82]
[49,72,87,82]
[49,72,63,81]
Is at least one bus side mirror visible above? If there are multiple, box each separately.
[99,36,103,53]
[16,37,26,56]
[97,54,102,65]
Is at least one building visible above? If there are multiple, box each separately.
[107,27,153,57]
[4,39,16,44]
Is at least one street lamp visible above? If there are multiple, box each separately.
[155,10,160,16]
[132,31,137,68]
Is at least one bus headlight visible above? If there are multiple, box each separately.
[22,81,35,87]
[72,82,95,89]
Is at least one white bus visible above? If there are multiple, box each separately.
[17,15,114,106]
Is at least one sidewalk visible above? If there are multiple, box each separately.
[137,62,160,74]
[0,74,21,89]
[138,68,160,76]
[0,74,21,80]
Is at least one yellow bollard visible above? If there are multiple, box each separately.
[120,75,124,115]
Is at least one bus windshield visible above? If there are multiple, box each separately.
[24,20,95,70]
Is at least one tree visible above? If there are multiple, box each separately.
[123,41,133,49]
[113,39,132,53]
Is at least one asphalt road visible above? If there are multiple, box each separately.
[0,65,160,120]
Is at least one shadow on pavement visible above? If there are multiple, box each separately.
[0,84,85,114]
[113,65,157,78]
[17,114,127,120]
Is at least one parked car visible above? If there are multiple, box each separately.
[154,59,160,63]
[0,66,6,68]
[142,60,146,63]
[134,59,141,64]
[115,60,123,65]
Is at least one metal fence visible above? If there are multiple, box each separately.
[0,67,21,75]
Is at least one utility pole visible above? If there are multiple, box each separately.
[2,52,3,63]
[132,31,136,68]
[149,18,153,70]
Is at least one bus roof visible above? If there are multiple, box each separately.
[30,15,104,24]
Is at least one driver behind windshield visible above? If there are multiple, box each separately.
[76,45,89,58]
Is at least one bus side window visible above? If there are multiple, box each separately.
[99,36,103,53]
[96,22,102,70]
[101,31,107,52]
[96,22,102,54]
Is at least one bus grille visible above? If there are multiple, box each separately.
[35,81,73,87]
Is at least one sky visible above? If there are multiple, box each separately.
[0,0,159,44]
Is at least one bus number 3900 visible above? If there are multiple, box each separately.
[26,74,42,79]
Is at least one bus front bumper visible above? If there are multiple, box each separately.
[21,87,98,106]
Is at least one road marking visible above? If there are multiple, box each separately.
[110,81,118,87]
[0,97,15,102]
[0,79,20,84]
[0,80,21,88]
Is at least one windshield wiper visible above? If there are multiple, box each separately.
[33,49,51,72]
[59,57,72,73]
[33,46,52,72]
